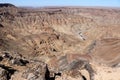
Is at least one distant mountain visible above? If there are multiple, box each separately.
[0,3,16,7]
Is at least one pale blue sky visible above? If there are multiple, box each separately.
[0,0,120,7]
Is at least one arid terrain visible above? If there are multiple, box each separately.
[0,3,120,80]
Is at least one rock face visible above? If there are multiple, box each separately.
[22,61,46,80]
[0,67,8,80]
[0,4,120,80]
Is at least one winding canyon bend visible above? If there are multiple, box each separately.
[0,4,120,80]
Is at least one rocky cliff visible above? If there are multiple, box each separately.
[0,4,120,80]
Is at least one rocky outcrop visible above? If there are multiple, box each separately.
[0,65,16,80]
[0,67,8,80]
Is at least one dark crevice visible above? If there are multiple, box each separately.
[0,24,4,28]
[111,63,120,68]
[45,65,61,80]
[3,52,13,60]
[18,59,29,66]
[0,56,3,61]
[12,58,29,66]
[85,64,95,80]
[82,75,87,80]
[47,10,62,15]
[0,64,17,80]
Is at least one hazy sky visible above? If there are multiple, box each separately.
[0,0,120,7]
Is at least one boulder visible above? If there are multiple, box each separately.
[22,61,46,80]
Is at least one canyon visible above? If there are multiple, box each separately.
[0,4,120,80]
